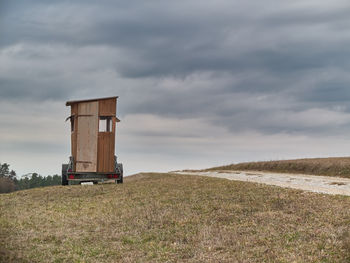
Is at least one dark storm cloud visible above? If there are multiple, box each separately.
[2,1,350,78]
[304,84,350,103]
[1,0,350,136]
[0,78,67,101]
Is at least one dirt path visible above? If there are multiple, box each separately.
[176,170,350,196]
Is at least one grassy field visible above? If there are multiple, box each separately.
[1,173,350,262]
[206,157,350,178]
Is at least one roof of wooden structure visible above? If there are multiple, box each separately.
[66,96,119,106]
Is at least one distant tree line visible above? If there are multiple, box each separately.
[0,163,61,193]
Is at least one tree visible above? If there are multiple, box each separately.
[0,163,16,180]
[15,173,62,190]
[0,163,17,193]
[17,174,30,190]
[0,162,62,192]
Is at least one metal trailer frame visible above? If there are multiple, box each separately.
[62,156,123,185]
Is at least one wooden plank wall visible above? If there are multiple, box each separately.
[97,98,116,173]
[99,98,116,116]
[76,101,99,172]
[71,103,78,169]
[97,132,115,172]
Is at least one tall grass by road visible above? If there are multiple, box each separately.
[1,173,350,262]
[207,157,350,178]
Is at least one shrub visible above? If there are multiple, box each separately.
[0,177,16,193]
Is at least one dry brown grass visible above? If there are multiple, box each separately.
[207,157,350,178]
[0,173,350,262]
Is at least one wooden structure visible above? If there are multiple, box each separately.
[66,96,120,174]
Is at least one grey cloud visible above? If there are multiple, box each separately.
[0,78,67,101]
[1,141,66,154]
[2,0,350,80]
[303,84,350,103]
[1,0,350,143]
[2,0,350,176]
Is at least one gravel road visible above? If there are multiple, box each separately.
[176,171,350,196]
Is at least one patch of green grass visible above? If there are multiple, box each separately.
[0,173,350,262]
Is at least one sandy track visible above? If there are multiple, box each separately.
[176,171,350,196]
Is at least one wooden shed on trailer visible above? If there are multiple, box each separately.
[65,96,120,175]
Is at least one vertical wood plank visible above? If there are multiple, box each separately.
[76,101,98,172]
[97,98,116,173]
[71,104,78,171]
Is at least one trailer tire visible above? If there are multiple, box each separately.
[61,164,68,186]
[117,175,123,184]
[116,163,123,184]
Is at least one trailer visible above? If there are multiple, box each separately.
[62,96,123,185]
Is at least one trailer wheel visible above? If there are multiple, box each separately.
[61,164,68,186]
[116,175,123,184]
[116,163,123,184]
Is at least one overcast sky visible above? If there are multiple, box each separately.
[1,0,350,176]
